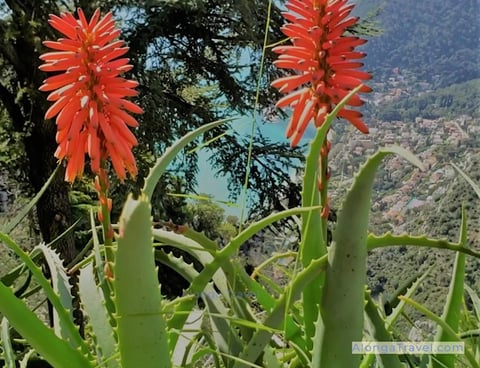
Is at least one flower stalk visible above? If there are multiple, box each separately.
[95,166,115,274]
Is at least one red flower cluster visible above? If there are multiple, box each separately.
[39,8,141,183]
[271,0,371,147]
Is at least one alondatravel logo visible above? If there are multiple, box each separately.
[351,342,465,355]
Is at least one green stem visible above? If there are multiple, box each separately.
[319,138,329,244]
[96,165,114,268]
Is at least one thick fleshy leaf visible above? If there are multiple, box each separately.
[312,146,423,368]
[0,282,93,368]
[114,194,169,368]
[431,207,467,368]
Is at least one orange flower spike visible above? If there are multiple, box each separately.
[271,0,371,147]
[39,8,142,183]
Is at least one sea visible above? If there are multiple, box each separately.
[195,113,316,217]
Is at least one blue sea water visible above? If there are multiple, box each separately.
[195,113,316,217]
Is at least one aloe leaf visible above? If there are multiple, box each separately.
[167,206,320,350]
[153,229,229,297]
[143,117,235,200]
[35,243,74,342]
[19,349,35,368]
[113,194,169,368]
[1,164,60,235]
[0,280,93,368]
[383,270,424,315]
[299,85,363,350]
[298,113,328,351]
[312,146,423,368]
[262,345,282,368]
[46,217,82,251]
[459,329,480,339]
[1,317,16,368]
[88,210,116,327]
[177,321,205,367]
[367,233,480,258]
[155,249,244,363]
[431,206,467,368]
[233,254,328,368]
[362,290,402,368]
[203,298,243,365]
[465,285,480,322]
[78,262,119,368]
[451,162,480,199]
[188,333,222,368]
[1,263,29,287]
[0,232,90,356]
[399,296,479,368]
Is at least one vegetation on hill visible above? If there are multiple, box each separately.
[376,79,480,121]
[358,0,480,87]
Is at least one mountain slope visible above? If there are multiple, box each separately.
[356,0,480,87]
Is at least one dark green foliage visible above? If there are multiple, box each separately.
[208,132,304,218]
[376,80,480,121]
[361,0,480,87]
[0,0,301,261]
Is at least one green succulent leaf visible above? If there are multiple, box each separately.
[399,296,479,368]
[367,233,480,258]
[1,317,16,368]
[0,279,93,368]
[35,243,74,342]
[385,267,432,328]
[465,285,480,322]
[114,194,170,368]
[312,146,423,368]
[431,206,467,368]
[362,290,402,368]
[451,162,480,199]
[78,262,119,368]
[0,232,90,356]
[299,85,364,351]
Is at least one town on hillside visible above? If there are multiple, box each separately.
[328,71,480,233]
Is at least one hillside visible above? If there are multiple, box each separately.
[356,0,480,87]
[326,0,480,331]
[374,79,480,121]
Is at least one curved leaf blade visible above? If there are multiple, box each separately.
[78,262,119,368]
[313,146,423,368]
[432,206,467,368]
[35,243,74,342]
[114,194,170,368]
[0,281,93,368]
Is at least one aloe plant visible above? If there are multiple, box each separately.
[1,6,480,366]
